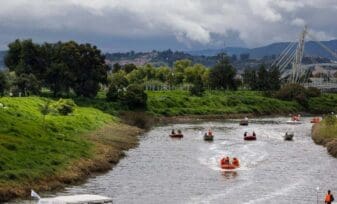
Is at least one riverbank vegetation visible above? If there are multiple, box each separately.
[0,96,141,201]
[147,90,300,116]
[312,114,337,157]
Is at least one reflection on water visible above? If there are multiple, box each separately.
[11,117,337,204]
[222,171,238,179]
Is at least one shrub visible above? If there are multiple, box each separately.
[275,83,306,101]
[106,81,127,102]
[325,114,337,126]
[306,87,321,97]
[52,98,76,115]
[121,84,147,109]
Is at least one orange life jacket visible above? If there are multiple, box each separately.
[325,194,331,202]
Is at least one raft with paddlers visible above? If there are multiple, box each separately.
[286,114,301,124]
[310,117,320,123]
[220,157,240,170]
[284,132,294,141]
[170,129,183,138]
[204,129,214,141]
[239,117,249,126]
[244,131,256,140]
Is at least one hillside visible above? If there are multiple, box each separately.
[0,97,140,201]
[105,50,218,67]
[189,40,337,60]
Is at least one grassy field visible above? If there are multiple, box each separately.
[147,90,301,116]
[0,97,118,199]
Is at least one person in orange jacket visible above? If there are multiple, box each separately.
[325,190,334,204]
[232,157,240,167]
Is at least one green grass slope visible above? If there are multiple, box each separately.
[147,90,300,116]
[0,97,113,185]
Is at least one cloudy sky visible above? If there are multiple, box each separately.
[0,0,336,52]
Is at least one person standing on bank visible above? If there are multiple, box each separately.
[325,190,334,204]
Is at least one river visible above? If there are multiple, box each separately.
[13,117,337,204]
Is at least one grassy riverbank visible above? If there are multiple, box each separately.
[147,90,301,116]
[0,97,141,201]
[312,119,337,158]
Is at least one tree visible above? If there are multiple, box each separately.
[256,64,269,91]
[106,72,129,102]
[155,67,170,82]
[0,71,8,96]
[209,54,237,90]
[243,69,257,90]
[123,63,137,74]
[112,63,122,73]
[268,66,281,91]
[45,63,72,96]
[14,73,41,96]
[174,59,192,73]
[5,39,47,80]
[61,42,109,97]
[121,84,147,109]
[190,75,204,96]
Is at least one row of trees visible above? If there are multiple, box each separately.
[0,39,284,106]
[4,39,108,97]
[109,53,238,92]
[243,65,281,91]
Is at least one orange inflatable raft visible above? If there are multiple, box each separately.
[220,157,240,170]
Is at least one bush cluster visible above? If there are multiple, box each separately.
[51,98,76,115]
[275,84,321,108]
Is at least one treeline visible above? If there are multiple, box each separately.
[107,53,239,97]
[0,39,322,112]
[0,39,282,100]
[3,39,108,97]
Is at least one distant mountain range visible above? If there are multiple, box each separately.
[187,40,337,60]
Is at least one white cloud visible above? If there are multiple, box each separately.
[0,0,335,49]
[291,18,306,27]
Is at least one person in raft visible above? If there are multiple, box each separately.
[325,190,334,204]
[244,132,247,137]
[221,157,230,165]
[232,157,239,166]
[177,129,182,134]
[171,129,175,135]
[208,129,212,136]
[224,156,230,165]
[252,131,256,137]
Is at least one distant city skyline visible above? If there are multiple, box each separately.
[0,0,336,52]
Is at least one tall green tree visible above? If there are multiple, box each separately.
[209,54,237,90]
[256,64,269,91]
[0,71,8,96]
[14,73,40,96]
[268,66,281,91]
[5,39,47,80]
